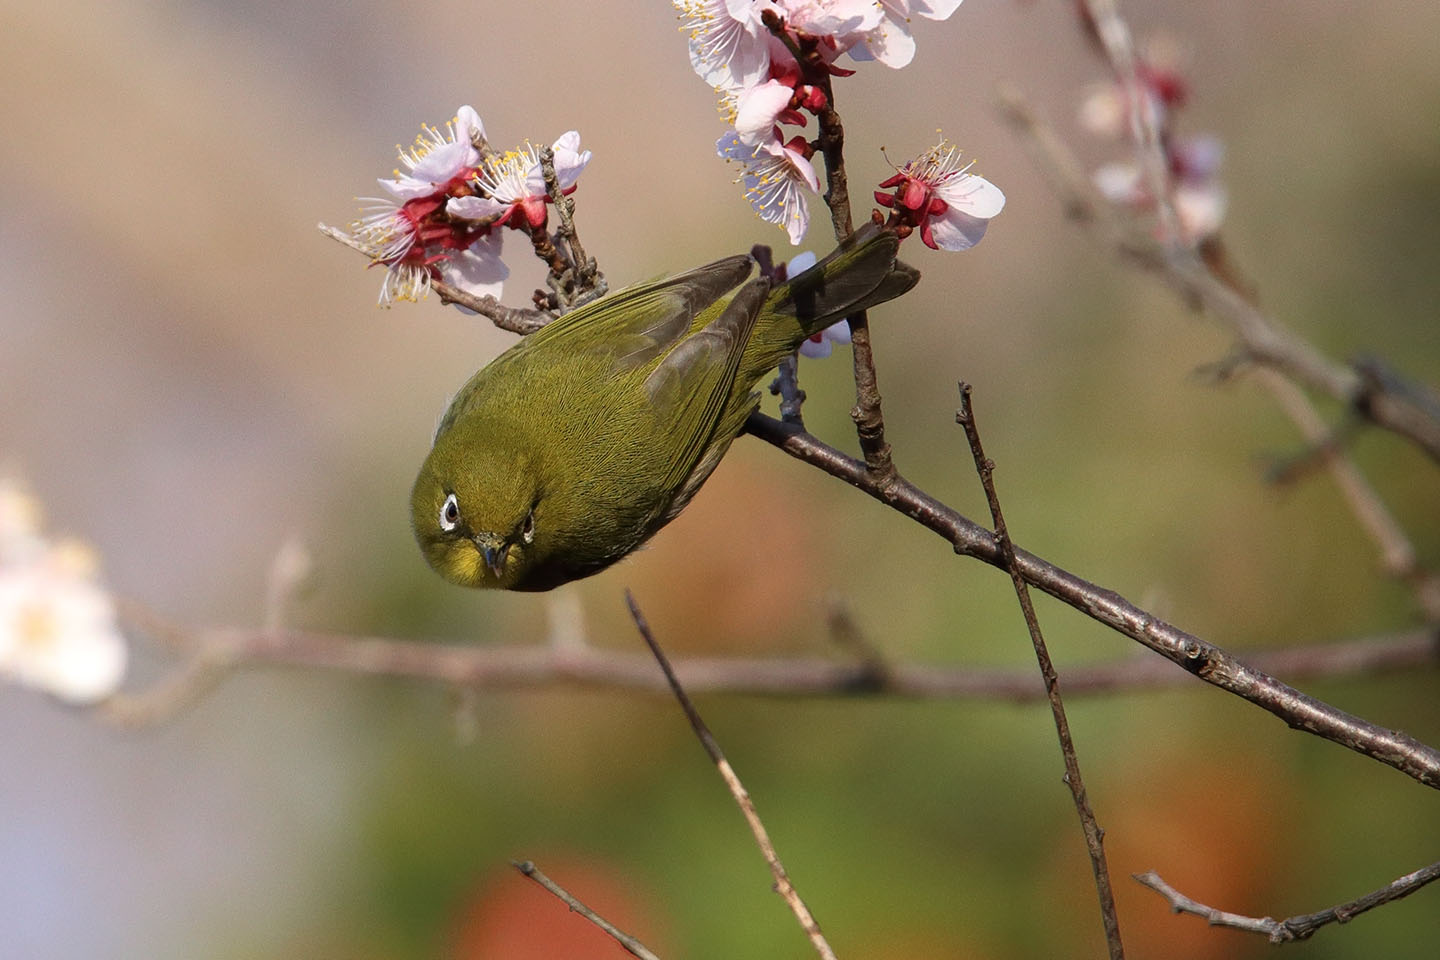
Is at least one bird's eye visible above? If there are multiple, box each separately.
[521,509,536,545]
[439,493,461,533]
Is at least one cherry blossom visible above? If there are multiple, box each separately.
[448,131,592,229]
[1092,135,1226,242]
[875,140,1005,251]
[719,130,819,245]
[379,105,485,200]
[349,106,513,305]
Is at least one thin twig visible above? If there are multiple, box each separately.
[769,354,808,427]
[625,591,840,960]
[511,860,661,960]
[743,411,1440,791]
[107,600,1440,706]
[1135,860,1440,944]
[957,383,1124,960]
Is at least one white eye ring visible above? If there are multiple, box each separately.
[521,510,535,545]
[439,493,460,533]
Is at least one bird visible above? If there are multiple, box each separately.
[410,222,919,590]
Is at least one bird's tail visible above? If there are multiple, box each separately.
[746,223,920,374]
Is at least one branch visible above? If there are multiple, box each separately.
[958,384,1124,960]
[626,592,840,960]
[109,600,1439,722]
[511,860,661,960]
[1135,860,1440,944]
[743,412,1440,791]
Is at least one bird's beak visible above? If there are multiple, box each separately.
[472,533,510,580]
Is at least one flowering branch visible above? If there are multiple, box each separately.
[626,591,840,960]
[538,145,606,312]
[1135,860,1440,944]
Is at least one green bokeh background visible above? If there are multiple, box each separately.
[2,1,1437,958]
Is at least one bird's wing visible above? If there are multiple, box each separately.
[435,256,755,441]
[525,255,756,369]
[643,277,771,495]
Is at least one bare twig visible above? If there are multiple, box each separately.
[1135,860,1440,944]
[108,600,1440,705]
[957,383,1124,960]
[317,222,551,334]
[744,411,1440,791]
[511,860,661,960]
[769,354,808,427]
[625,591,840,960]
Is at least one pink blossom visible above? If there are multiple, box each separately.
[719,130,819,245]
[875,140,1005,251]
[448,132,591,230]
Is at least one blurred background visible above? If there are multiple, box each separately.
[2,1,1438,957]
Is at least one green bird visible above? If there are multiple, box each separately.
[411,223,919,590]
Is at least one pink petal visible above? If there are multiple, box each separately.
[735,80,796,146]
[937,174,1006,219]
[928,208,989,251]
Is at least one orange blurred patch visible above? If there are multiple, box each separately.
[616,449,824,653]
[450,853,667,960]
[1096,755,1290,960]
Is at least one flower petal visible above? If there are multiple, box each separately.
[446,194,509,221]
[928,208,990,251]
[937,173,1006,219]
[735,80,796,146]
[442,234,509,304]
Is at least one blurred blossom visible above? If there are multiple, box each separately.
[0,479,126,705]
[718,130,818,244]
[449,131,592,229]
[874,140,1005,250]
[0,476,45,566]
[1092,134,1226,243]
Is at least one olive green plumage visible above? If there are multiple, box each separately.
[411,223,919,590]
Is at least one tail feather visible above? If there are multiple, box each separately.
[743,224,919,377]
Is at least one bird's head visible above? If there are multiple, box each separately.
[410,432,543,590]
